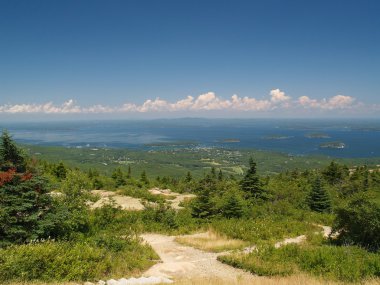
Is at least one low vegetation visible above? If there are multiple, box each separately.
[219,244,380,282]
[0,236,157,282]
[175,230,248,252]
[1,130,380,283]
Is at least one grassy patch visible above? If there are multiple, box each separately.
[175,230,249,252]
[211,218,319,245]
[0,236,158,283]
[218,244,380,282]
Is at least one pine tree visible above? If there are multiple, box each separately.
[53,162,67,180]
[140,170,149,185]
[111,167,125,187]
[0,171,56,247]
[211,167,216,179]
[127,165,132,179]
[220,190,244,218]
[191,187,214,219]
[185,171,192,183]
[322,161,347,185]
[240,157,267,200]
[191,174,217,218]
[308,177,332,213]
[0,130,25,172]
[218,169,223,181]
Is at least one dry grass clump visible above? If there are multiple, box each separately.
[4,281,80,285]
[175,230,249,252]
[175,275,380,285]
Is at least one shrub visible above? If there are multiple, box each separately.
[219,244,380,282]
[211,217,317,244]
[0,236,157,282]
[0,174,58,247]
[333,195,380,251]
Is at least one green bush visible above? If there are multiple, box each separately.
[219,244,380,282]
[298,246,380,282]
[219,248,296,276]
[0,236,157,282]
[211,217,317,244]
[89,204,199,236]
[333,195,380,251]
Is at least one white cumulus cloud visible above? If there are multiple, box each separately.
[0,89,362,115]
[270,89,291,103]
[297,95,355,110]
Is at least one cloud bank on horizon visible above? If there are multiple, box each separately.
[0,89,373,116]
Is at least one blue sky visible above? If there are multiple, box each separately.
[0,0,379,117]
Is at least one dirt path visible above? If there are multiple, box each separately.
[140,225,333,283]
[141,234,256,282]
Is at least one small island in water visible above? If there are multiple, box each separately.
[222,138,241,143]
[305,133,331,139]
[262,135,293,140]
[319,141,346,149]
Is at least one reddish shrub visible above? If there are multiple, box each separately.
[0,168,17,186]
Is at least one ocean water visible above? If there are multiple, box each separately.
[1,118,380,158]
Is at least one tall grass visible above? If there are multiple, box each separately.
[219,244,380,282]
[211,218,319,245]
[0,236,157,283]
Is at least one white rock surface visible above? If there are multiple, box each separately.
[89,190,145,211]
[103,276,173,285]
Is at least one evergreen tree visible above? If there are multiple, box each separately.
[92,177,104,189]
[240,157,267,200]
[111,167,125,187]
[308,177,332,213]
[218,169,223,181]
[211,167,216,179]
[140,170,149,185]
[53,162,67,180]
[0,172,57,247]
[220,190,244,218]
[191,187,214,219]
[127,165,132,179]
[322,161,347,185]
[191,174,217,218]
[0,130,25,172]
[185,171,192,183]
[363,170,370,191]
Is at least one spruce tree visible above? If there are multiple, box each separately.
[218,169,223,181]
[308,177,332,213]
[127,165,132,179]
[0,174,56,247]
[185,171,192,183]
[0,133,57,246]
[322,161,347,185]
[191,187,214,219]
[0,130,25,172]
[211,167,216,179]
[53,162,67,180]
[191,174,216,218]
[140,170,149,185]
[240,157,267,200]
[220,190,244,218]
[111,167,125,187]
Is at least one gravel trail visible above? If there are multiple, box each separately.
[141,234,255,282]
